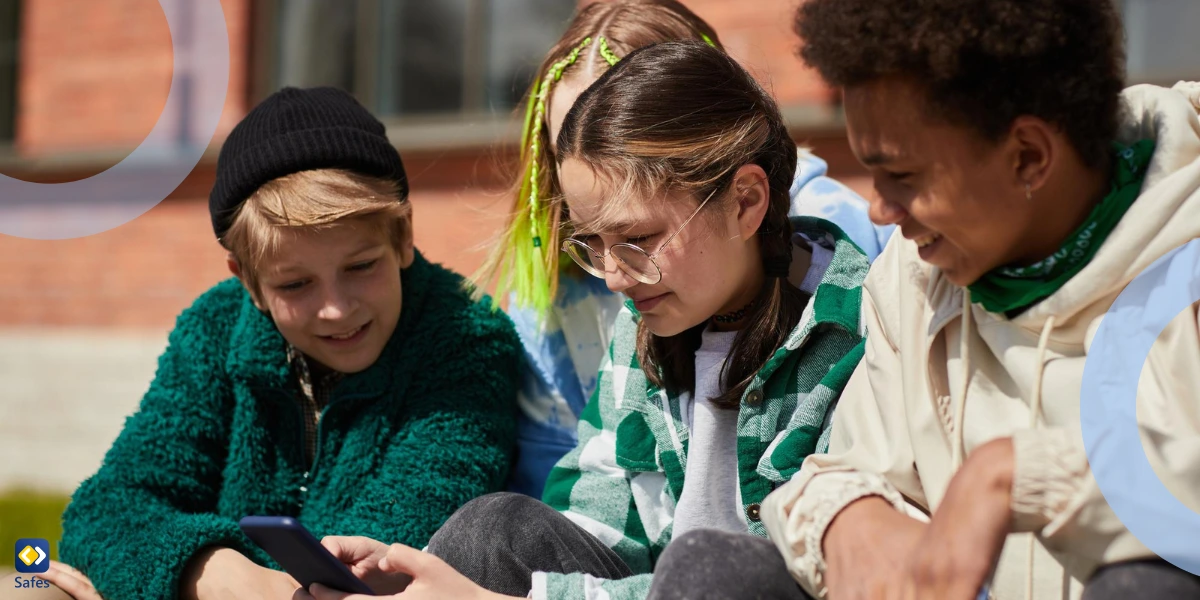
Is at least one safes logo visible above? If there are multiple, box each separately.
[14,539,49,574]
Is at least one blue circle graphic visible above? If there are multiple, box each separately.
[1081,237,1200,575]
[0,0,230,240]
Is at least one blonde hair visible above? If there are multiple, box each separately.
[222,168,412,296]
[471,0,722,316]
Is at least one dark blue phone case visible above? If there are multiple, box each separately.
[238,516,375,595]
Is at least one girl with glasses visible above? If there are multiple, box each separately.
[301,41,870,600]
[470,0,890,500]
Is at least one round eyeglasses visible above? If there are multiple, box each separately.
[561,189,715,285]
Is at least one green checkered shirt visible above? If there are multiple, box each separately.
[538,217,871,600]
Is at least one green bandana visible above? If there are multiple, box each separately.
[968,139,1156,315]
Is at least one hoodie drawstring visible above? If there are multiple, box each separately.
[1028,315,1056,430]
[1025,314,1057,600]
[953,292,974,470]
[955,291,1059,600]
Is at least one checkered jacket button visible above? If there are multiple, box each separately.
[746,503,762,522]
[745,389,763,406]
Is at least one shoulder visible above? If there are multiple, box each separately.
[863,232,955,309]
[169,277,252,345]
[184,276,250,315]
[408,256,522,361]
[135,278,259,403]
[789,149,869,213]
[593,303,653,409]
[792,215,871,292]
[790,149,895,261]
[609,301,641,365]
[861,233,956,347]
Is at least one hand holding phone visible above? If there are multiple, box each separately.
[238,516,375,595]
[320,536,415,595]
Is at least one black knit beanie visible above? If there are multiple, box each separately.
[209,86,408,241]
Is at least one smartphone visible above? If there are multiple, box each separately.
[238,516,375,595]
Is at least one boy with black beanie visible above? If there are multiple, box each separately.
[51,87,521,600]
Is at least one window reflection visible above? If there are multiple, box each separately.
[378,0,468,115]
[270,0,573,119]
[276,0,357,93]
[0,0,19,143]
[1120,0,1200,83]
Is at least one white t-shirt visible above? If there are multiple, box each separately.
[672,327,746,537]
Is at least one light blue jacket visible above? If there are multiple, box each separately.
[506,150,894,497]
[789,150,895,257]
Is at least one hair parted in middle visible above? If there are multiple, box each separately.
[471,0,722,317]
[556,40,804,409]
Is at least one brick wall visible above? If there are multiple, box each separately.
[0,0,873,494]
[2,0,861,331]
[13,0,827,158]
[681,0,834,106]
[0,153,519,330]
[16,0,250,158]
[0,145,867,331]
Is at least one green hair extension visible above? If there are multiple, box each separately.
[506,37,595,316]
[503,33,717,316]
[597,36,620,67]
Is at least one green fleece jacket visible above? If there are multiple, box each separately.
[59,251,521,600]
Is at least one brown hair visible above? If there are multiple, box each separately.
[557,41,803,408]
[223,168,412,298]
[471,0,722,315]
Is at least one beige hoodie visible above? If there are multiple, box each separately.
[762,81,1200,600]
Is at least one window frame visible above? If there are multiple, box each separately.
[250,0,845,152]
[1118,0,1200,86]
[253,0,509,141]
[0,0,21,146]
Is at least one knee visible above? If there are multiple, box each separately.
[441,492,550,535]
[428,492,554,554]
[658,530,723,568]
[651,530,809,600]
[657,529,760,575]
[662,530,744,566]
[1084,560,1200,600]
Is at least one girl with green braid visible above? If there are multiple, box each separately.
[476,0,890,498]
[305,39,862,600]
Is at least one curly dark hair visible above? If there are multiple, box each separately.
[794,0,1126,168]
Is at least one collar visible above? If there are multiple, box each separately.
[226,249,436,401]
[625,216,869,404]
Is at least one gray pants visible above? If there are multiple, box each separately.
[425,492,810,599]
[425,493,1200,600]
[7,498,1200,599]
[1083,559,1200,599]
[648,528,813,600]
[424,492,632,596]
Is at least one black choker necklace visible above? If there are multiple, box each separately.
[712,300,756,324]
